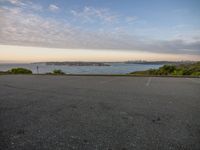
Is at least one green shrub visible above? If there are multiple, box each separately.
[172,69,183,75]
[9,68,32,74]
[130,62,200,76]
[52,69,65,75]
[148,69,158,75]
[191,72,200,76]
[182,69,193,75]
[158,65,176,75]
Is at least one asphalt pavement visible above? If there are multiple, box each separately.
[0,75,200,150]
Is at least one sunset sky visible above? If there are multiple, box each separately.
[0,0,200,62]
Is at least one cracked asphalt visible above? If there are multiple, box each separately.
[0,75,200,150]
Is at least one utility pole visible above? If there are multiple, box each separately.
[37,66,39,74]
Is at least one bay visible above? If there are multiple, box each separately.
[0,63,162,74]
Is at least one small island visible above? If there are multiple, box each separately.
[44,61,110,66]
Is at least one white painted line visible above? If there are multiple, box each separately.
[186,78,200,84]
[146,77,152,86]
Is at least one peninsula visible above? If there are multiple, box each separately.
[44,61,110,66]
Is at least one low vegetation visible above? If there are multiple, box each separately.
[8,68,32,74]
[130,62,200,76]
[1,68,66,75]
[52,69,65,75]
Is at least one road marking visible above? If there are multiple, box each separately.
[146,77,152,86]
[186,78,200,84]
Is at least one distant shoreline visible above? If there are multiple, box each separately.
[1,60,197,65]
[0,73,199,78]
[44,62,110,66]
[30,61,197,66]
[1,61,199,76]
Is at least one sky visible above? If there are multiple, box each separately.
[0,0,200,62]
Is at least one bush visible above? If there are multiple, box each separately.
[191,72,200,76]
[52,69,65,75]
[182,70,190,75]
[148,69,158,75]
[130,62,200,76]
[172,69,183,75]
[9,68,32,74]
[158,65,176,75]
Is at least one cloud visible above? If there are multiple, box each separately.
[29,3,43,11]
[48,4,59,12]
[0,6,75,47]
[5,0,25,6]
[71,6,119,23]
[0,3,199,55]
[134,39,200,55]
[1,0,43,11]
[125,16,138,23]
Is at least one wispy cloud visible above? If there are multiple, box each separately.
[0,1,199,55]
[125,16,138,23]
[48,4,59,12]
[1,0,43,11]
[0,6,75,47]
[6,0,25,6]
[71,6,119,23]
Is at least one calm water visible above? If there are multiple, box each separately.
[0,63,162,74]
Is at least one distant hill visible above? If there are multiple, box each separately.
[44,62,110,66]
[130,62,200,76]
